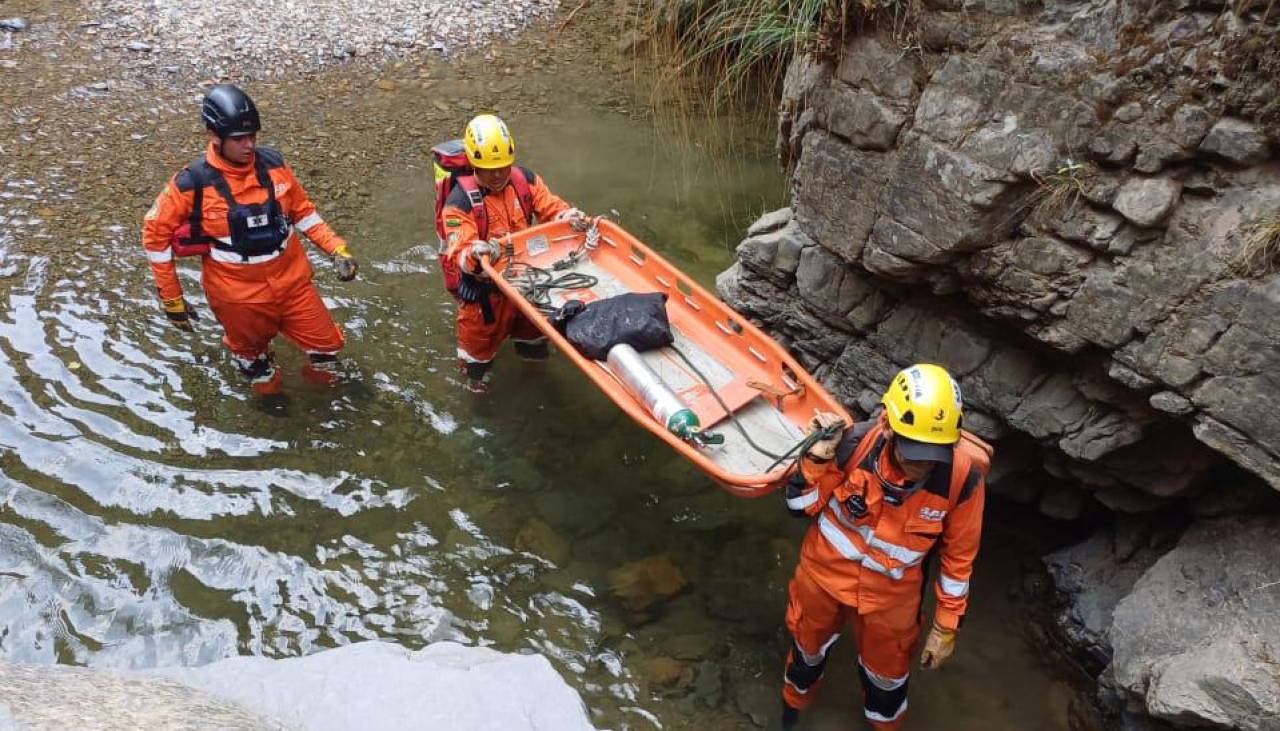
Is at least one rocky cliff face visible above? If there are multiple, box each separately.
[716,1,1280,728]
[720,0,1279,513]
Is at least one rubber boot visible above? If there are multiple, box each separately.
[513,338,549,362]
[237,355,282,395]
[301,353,341,386]
[459,359,493,394]
[781,703,800,729]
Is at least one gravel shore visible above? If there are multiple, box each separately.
[4,0,560,82]
[96,0,560,74]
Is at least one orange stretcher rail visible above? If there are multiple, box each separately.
[483,218,850,498]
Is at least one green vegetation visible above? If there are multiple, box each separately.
[1027,159,1093,219]
[634,0,909,113]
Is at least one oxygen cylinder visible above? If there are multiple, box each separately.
[606,343,701,440]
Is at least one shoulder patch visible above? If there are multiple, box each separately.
[444,185,474,212]
[444,217,463,227]
[255,146,286,169]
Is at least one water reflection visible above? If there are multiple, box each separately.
[0,101,1073,729]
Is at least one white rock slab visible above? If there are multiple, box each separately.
[151,642,596,731]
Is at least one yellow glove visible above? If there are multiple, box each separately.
[161,296,197,332]
[805,411,844,461]
[332,244,358,282]
[920,622,956,669]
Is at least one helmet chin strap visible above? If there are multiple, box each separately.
[872,446,930,506]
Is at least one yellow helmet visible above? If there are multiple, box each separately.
[881,363,962,462]
[464,114,516,169]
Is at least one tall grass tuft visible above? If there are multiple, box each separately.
[1231,212,1280,277]
[632,0,908,116]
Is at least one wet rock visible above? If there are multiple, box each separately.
[1045,529,1165,673]
[734,681,777,728]
[513,518,570,566]
[1199,117,1272,167]
[606,554,687,612]
[664,633,718,661]
[1110,516,1280,730]
[1112,177,1181,228]
[690,661,724,710]
[639,657,684,687]
[0,17,27,32]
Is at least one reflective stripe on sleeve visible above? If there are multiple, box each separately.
[295,213,324,231]
[786,489,820,511]
[939,574,970,597]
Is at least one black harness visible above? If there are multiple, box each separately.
[179,155,290,260]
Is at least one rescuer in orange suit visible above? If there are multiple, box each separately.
[438,114,585,393]
[141,84,358,398]
[779,363,992,730]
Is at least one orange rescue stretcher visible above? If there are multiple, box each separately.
[482,218,850,498]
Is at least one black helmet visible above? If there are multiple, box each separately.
[202,84,260,138]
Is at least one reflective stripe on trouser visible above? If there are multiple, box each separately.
[456,293,543,365]
[782,565,921,729]
[207,283,344,363]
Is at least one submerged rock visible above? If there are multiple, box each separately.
[607,554,687,612]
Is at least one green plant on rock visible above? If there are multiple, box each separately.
[1027,159,1093,219]
[634,0,909,114]
[1231,213,1280,277]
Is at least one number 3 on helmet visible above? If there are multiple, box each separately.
[880,363,963,445]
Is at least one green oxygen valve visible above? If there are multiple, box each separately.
[606,344,724,447]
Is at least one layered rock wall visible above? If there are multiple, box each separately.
[720,0,1280,518]
[717,2,1280,728]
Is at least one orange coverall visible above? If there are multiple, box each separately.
[439,165,571,371]
[142,143,346,392]
[781,417,988,729]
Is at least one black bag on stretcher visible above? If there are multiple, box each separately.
[552,292,674,361]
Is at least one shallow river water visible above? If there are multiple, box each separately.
[0,29,1079,730]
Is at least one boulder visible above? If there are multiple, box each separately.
[821,87,906,151]
[792,130,885,261]
[606,555,687,612]
[1199,118,1272,167]
[1110,517,1280,730]
[1112,178,1181,228]
[1045,530,1165,671]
